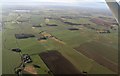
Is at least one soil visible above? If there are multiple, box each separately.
[39,51,81,74]
[75,44,118,73]
[24,65,37,74]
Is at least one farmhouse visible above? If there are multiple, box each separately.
[15,34,35,39]
[22,54,32,63]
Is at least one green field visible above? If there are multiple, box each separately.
[2,5,118,75]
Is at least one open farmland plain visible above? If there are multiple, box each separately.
[2,4,118,75]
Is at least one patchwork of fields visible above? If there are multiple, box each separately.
[2,5,118,75]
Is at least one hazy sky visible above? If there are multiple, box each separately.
[1,0,106,3]
[1,0,119,7]
[1,0,119,3]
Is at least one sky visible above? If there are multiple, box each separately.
[1,0,107,3]
[1,0,119,3]
[0,0,119,7]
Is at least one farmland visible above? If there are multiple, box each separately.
[2,3,118,75]
[39,51,81,74]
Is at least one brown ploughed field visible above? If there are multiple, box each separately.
[39,51,81,74]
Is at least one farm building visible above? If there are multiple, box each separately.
[22,54,32,63]
[15,34,35,39]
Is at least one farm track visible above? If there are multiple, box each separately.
[51,37,66,45]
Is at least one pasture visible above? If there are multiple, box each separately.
[2,5,118,75]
